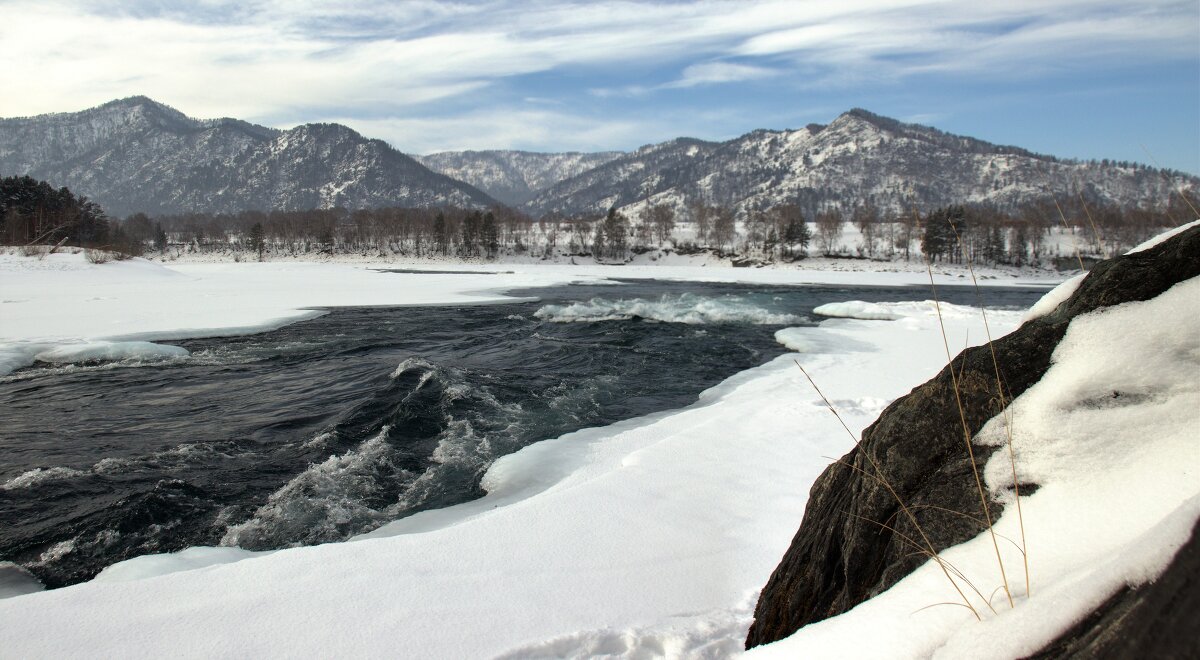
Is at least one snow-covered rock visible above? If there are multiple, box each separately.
[746,223,1200,657]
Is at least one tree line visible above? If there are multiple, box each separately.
[5,174,1193,269]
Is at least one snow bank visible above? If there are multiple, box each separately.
[812,300,899,320]
[0,265,1024,657]
[0,562,43,600]
[748,276,1200,659]
[534,292,802,325]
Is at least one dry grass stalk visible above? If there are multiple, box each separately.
[947,220,1031,598]
[1076,191,1108,258]
[921,261,1015,609]
[1052,197,1086,272]
[795,359,982,620]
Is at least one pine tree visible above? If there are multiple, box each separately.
[154,222,168,252]
[601,207,629,260]
[248,222,266,260]
[433,212,449,256]
[481,211,499,259]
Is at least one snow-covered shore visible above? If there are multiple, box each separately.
[0,250,1042,656]
[0,250,1058,377]
[14,244,1196,658]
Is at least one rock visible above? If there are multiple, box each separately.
[745,225,1200,649]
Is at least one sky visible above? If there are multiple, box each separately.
[2,0,1197,173]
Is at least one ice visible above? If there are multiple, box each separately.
[34,340,189,364]
[812,300,900,320]
[533,293,802,325]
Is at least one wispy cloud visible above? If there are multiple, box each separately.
[0,0,1195,164]
[663,61,779,88]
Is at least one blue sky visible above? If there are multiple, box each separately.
[2,0,1197,173]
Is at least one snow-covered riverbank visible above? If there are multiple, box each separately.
[3,233,1196,656]
[0,250,1059,377]
[0,250,1050,656]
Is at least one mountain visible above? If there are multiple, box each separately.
[523,109,1196,218]
[0,97,495,217]
[416,150,623,206]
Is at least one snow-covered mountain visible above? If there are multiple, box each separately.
[4,100,1193,220]
[416,150,623,206]
[0,97,495,217]
[523,109,1196,218]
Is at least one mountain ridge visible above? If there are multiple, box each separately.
[519,108,1193,218]
[0,97,495,217]
[2,98,1193,219]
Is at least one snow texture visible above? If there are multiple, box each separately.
[812,300,900,320]
[4,242,1191,659]
[0,250,1026,657]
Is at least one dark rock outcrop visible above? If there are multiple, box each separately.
[745,225,1200,649]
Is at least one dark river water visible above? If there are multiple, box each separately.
[0,279,1045,588]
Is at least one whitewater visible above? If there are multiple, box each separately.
[9,244,1192,658]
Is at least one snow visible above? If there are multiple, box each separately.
[1022,272,1086,321]
[1125,218,1200,254]
[0,249,1056,377]
[0,247,1030,656]
[5,242,1191,659]
[746,276,1200,659]
[0,563,43,600]
[812,300,900,320]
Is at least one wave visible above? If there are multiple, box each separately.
[1,466,90,491]
[221,357,532,549]
[533,293,803,325]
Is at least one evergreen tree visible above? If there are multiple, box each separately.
[154,222,169,251]
[432,212,449,256]
[460,211,482,257]
[248,222,266,260]
[481,211,500,259]
[601,207,629,260]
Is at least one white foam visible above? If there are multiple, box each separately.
[534,293,802,325]
[1,466,89,491]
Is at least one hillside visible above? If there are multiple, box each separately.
[416,150,622,206]
[0,97,496,217]
[524,110,1195,218]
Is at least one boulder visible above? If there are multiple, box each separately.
[745,225,1200,649]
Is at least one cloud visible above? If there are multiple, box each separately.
[663,61,779,88]
[0,0,1195,154]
